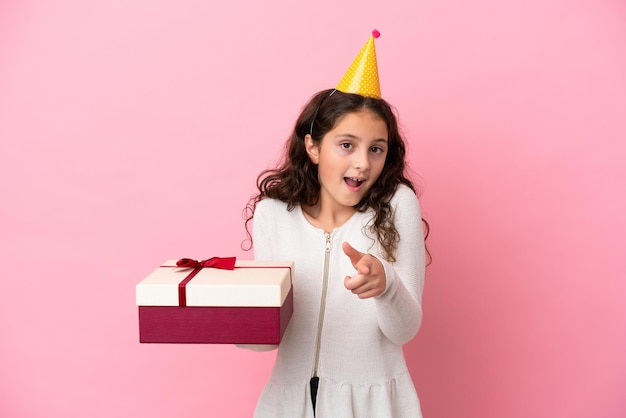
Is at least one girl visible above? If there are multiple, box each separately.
[244,33,427,418]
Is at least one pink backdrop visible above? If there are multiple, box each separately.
[2,0,625,417]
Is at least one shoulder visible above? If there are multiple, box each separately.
[253,199,304,249]
[390,184,419,208]
[255,197,288,214]
[389,184,422,226]
[254,198,295,223]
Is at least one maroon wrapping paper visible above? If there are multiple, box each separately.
[138,288,293,344]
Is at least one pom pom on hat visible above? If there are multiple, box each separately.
[336,30,382,98]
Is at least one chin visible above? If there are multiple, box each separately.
[344,197,365,207]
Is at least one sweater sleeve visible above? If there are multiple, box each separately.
[252,199,274,261]
[236,199,279,352]
[373,186,426,346]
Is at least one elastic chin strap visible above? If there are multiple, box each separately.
[309,89,337,136]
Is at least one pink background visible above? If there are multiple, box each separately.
[1,0,625,417]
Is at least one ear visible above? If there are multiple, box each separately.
[304,134,320,165]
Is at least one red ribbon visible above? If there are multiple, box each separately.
[176,257,236,270]
[175,257,236,306]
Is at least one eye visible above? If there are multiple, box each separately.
[370,146,385,154]
[340,142,353,150]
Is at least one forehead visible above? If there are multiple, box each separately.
[331,110,388,137]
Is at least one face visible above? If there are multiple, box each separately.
[305,110,388,214]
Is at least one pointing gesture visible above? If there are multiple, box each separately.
[342,242,386,299]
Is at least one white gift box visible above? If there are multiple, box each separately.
[136,259,294,344]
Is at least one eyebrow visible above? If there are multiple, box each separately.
[335,134,388,143]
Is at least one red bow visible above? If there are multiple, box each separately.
[173,257,237,306]
[176,256,236,270]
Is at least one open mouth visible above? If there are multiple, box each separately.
[344,177,364,188]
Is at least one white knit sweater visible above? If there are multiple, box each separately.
[251,184,425,418]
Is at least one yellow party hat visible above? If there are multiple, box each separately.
[336,30,381,98]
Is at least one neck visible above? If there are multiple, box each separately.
[301,202,356,233]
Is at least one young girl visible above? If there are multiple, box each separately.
[244,33,427,417]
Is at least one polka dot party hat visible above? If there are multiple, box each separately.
[336,30,381,99]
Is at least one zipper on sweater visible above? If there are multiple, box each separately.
[312,232,332,378]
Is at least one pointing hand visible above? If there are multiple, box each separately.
[342,242,386,299]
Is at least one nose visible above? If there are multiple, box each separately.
[353,149,370,172]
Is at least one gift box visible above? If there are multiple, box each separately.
[136,258,294,344]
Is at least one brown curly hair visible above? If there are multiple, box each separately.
[244,89,429,262]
